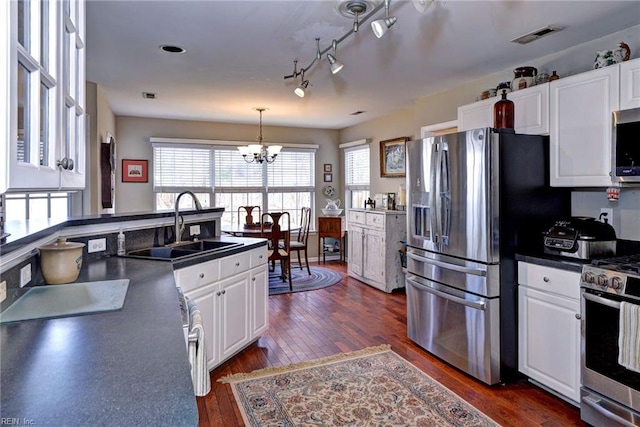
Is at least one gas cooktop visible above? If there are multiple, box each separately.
[581,254,640,299]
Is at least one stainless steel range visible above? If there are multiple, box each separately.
[580,254,640,426]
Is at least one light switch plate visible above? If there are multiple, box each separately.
[0,281,6,303]
[20,264,31,288]
[88,238,107,253]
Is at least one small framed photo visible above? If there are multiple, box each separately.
[323,163,332,173]
[324,173,333,182]
[122,159,148,183]
[380,136,409,178]
[387,192,396,210]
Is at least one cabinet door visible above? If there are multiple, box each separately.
[185,283,219,370]
[620,58,640,110]
[250,266,269,338]
[348,226,363,277]
[363,229,385,284]
[218,272,250,361]
[457,98,495,131]
[509,84,549,135]
[518,286,581,402]
[550,66,619,187]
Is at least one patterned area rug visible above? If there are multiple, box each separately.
[268,265,343,295]
[220,345,499,426]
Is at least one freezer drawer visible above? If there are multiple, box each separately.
[406,274,501,385]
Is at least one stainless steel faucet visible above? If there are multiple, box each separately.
[174,191,203,244]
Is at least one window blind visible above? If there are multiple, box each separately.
[213,148,263,190]
[345,145,370,190]
[153,145,212,192]
[267,150,315,191]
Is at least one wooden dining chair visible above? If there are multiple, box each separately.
[289,207,311,275]
[262,211,292,291]
[238,206,261,227]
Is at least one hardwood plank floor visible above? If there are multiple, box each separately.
[198,262,584,426]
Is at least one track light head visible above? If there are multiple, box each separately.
[294,80,309,97]
[327,54,344,74]
[371,16,396,38]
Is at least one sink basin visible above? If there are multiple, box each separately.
[126,240,243,261]
[0,279,130,323]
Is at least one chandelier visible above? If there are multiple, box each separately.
[238,108,282,164]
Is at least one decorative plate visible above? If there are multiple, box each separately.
[323,185,335,197]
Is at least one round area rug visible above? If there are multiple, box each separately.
[269,265,343,295]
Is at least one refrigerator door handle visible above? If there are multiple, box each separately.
[407,251,487,277]
[407,277,487,311]
[429,140,439,245]
[440,142,451,244]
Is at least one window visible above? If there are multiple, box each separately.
[153,144,214,210]
[214,147,315,229]
[345,144,370,209]
[4,192,70,221]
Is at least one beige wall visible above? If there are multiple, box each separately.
[114,116,340,214]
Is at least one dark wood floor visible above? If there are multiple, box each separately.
[198,262,584,426]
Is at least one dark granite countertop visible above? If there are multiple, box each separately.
[0,257,195,426]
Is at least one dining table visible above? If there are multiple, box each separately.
[221,223,301,238]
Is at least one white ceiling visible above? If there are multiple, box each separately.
[86,0,639,129]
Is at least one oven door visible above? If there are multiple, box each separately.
[582,289,640,419]
[406,273,500,385]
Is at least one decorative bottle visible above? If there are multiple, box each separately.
[493,89,515,130]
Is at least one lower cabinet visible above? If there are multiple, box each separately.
[175,246,268,371]
[518,262,581,403]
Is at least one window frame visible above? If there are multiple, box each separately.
[344,142,371,209]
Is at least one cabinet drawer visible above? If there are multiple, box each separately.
[348,210,366,226]
[518,262,581,299]
[220,251,251,280]
[250,246,268,268]
[174,259,219,293]
[365,212,385,230]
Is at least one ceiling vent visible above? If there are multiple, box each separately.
[510,25,565,45]
[142,92,157,100]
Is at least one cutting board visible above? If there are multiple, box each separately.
[0,279,130,323]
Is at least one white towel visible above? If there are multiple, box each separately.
[618,301,640,373]
[187,299,211,397]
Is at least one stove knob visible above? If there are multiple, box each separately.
[583,271,595,283]
[596,274,609,288]
[610,277,623,290]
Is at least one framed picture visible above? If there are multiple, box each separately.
[380,136,409,178]
[323,163,332,173]
[324,173,333,183]
[122,159,148,183]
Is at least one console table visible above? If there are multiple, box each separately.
[317,216,346,263]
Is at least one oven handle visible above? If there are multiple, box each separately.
[583,291,621,309]
[407,251,487,277]
[407,277,487,311]
[583,395,638,427]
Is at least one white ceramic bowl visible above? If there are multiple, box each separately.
[321,209,343,217]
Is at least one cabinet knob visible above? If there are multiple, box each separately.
[235,262,240,267]
[57,157,70,170]
[252,277,256,281]
[67,158,74,171]
[543,276,550,283]
[575,313,581,320]
[216,291,221,296]
[221,289,226,294]
[199,273,204,278]
[259,255,263,259]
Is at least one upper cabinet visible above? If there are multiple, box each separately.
[549,65,620,187]
[620,58,640,110]
[2,0,86,193]
[457,84,549,135]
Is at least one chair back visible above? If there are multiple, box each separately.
[262,212,291,256]
[296,207,311,245]
[238,206,261,226]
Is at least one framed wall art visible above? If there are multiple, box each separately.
[324,173,333,183]
[122,159,148,183]
[380,136,409,178]
[323,163,332,173]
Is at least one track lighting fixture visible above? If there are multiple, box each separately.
[283,0,438,97]
[327,40,344,74]
[371,0,396,38]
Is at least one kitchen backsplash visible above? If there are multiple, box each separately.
[572,189,640,241]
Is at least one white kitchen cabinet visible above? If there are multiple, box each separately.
[175,245,268,370]
[347,209,406,293]
[549,65,619,187]
[620,57,640,110]
[518,262,581,404]
[457,85,549,134]
[2,0,86,193]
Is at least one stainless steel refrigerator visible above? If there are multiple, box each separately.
[405,128,570,385]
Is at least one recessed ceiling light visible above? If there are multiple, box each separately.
[142,92,157,99]
[159,45,186,54]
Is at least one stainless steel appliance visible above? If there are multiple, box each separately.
[405,128,570,384]
[613,107,640,184]
[543,216,617,260]
[580,255,640,426]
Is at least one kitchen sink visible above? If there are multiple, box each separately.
[125,240,243,261]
